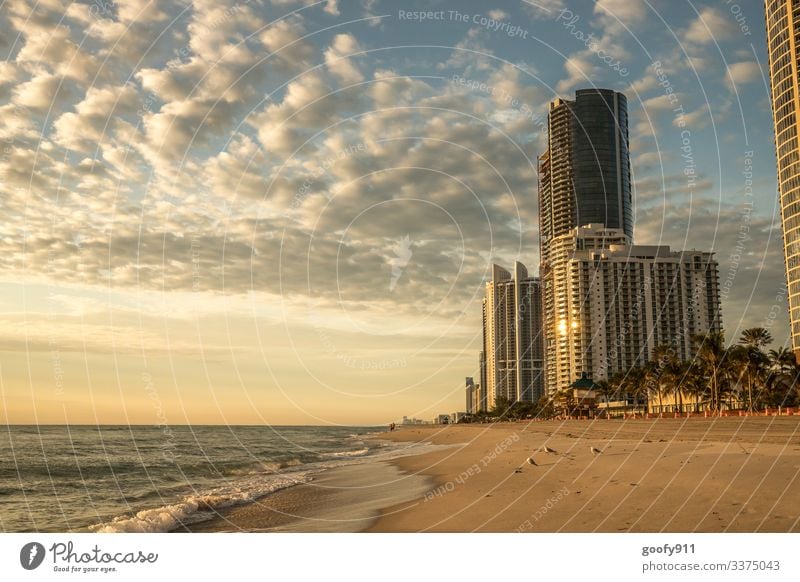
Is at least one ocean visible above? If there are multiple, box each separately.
[0,424,412,533]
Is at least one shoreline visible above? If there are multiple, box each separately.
[181,439,444,532]
[184,417,800,532]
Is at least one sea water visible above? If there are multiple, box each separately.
[0,425,417,532]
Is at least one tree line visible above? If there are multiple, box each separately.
[474,328,800,421]
[596,328,800,414]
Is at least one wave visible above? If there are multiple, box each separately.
[90,471,311,533]
[221,461,278,476]
[325,448,370,458]
[88,438,450,533]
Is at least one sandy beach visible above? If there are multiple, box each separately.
[188,417,800,532]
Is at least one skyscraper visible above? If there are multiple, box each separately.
[538,90,722,396]
[539,88,632,266]
[540,89,633,394]
[765,0,800,358]
[481,262,544,409]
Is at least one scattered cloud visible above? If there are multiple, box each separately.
[593,0,648,26]
[683,7,740,45]
[727,61,762,87]
[324,0,340,17]
[324,33,365,85]
[0,0,788,362]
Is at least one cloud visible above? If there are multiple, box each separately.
[0,62,19,87]
[727,61,762,86]
[15,25,104,84]
[634,173,714,205]
[593,0,648,26]
[674,104,709,130]
[249,71,349,155]
[683,7,739,45]
[487,10,508,20]
[13,73,66,111]
[259,17,316,71]
[0,0,786,362]
[324,33,365,85]
[204,134,270,201]
[115,0,171,24]
[52,84,139,152]
[556,54,595,93]
[324,0,340,16]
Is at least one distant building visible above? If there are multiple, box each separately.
[546,224,722,394]
[450,412,467,424]
[482,262,545,409]
[765,1,800,360]
[435,414,451,425]
[465,377,483,414]
[478,351,487,412]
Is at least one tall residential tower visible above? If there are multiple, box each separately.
[481,262,544,409]
[547,224,722,393]
[765,0,800,358]
[538,88,633,265]
[539,89,633,393]
[538,89,722,395]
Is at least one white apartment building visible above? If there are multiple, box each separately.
[545,224,722,395]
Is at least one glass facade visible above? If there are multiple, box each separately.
[572,89,633,238]
[766,0,800,356]
[538,88,633,266]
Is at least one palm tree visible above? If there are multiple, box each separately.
[553,388,576,418]
[628,366,650,415]
[609,371,627,414]
[651,345,679,414]
[669,360,691,413]
[692,332,727,413]
[737,328,773,411]
[683,361,709,412]
[639,360,658,413]
[492,395,513,419]
[766,347,800,408]
[731,343,768,412]
[740,328,773,350]
[727,344,748,409]
[595,379,613,417]
[769,346,796,372]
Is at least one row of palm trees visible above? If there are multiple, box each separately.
[594,328,800,414]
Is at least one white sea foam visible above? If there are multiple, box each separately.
[90,472,312,533]
[326,447,370,458]
[90,439,452,533]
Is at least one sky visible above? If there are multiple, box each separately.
[0,0,786,425]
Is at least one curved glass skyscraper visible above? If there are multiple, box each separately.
[765,0,800,358]
[538,88,632,265]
